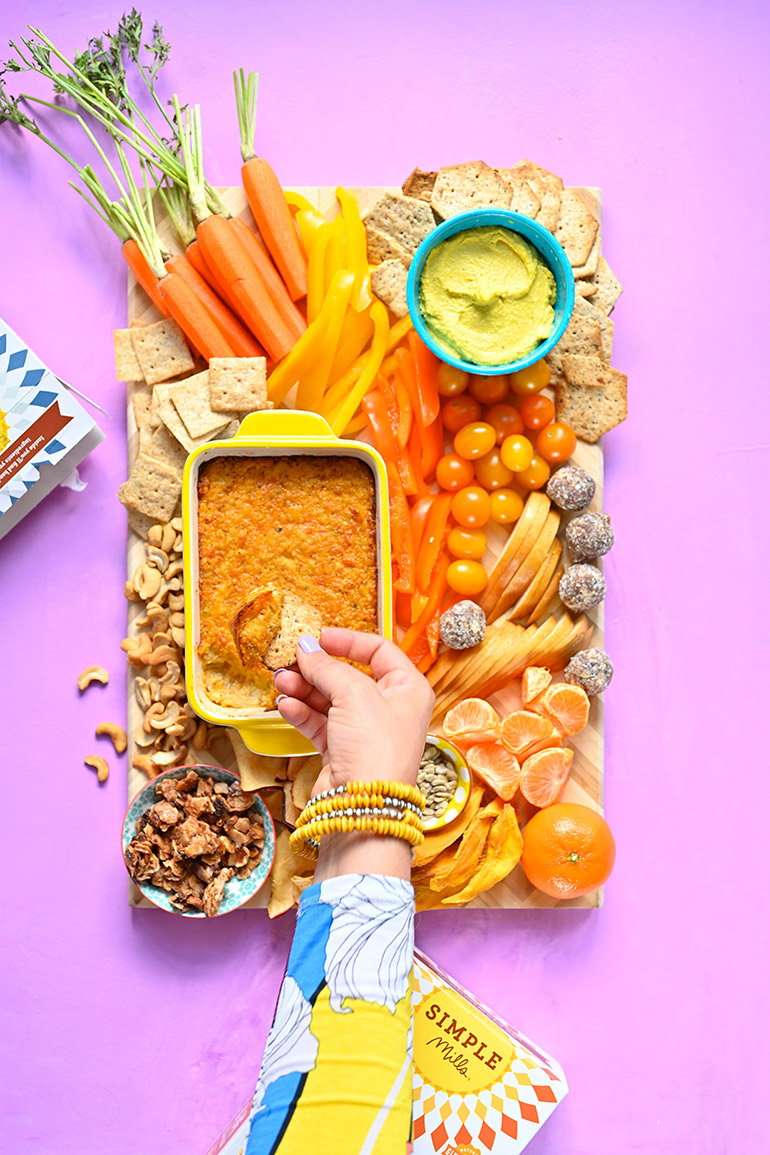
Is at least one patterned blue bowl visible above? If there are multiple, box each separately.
[406,207,575,376]
[122,765,275,916]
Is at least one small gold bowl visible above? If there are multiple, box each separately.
[420,734,471,832]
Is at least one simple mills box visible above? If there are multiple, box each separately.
[0,317,103,540]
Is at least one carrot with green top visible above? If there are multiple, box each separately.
[164,254,265,359]
[122,239,170,317]
[228,216,306,341]
[235,69,307,301]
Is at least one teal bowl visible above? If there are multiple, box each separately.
[122,764,275,916]
[406,208,575,376]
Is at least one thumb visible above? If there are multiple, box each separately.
[294,635,368,704]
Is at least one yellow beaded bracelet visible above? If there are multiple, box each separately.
[296,795,423,831]
[289,810,424,854]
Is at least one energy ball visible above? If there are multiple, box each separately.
[546,464,596,511]
[565,512,615,562]
[439,599,486,650]
[564,648,613,695]
[559,564,606,613]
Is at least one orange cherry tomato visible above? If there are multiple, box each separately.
[489,488,524,524]
[517,452,551,490]
[474,447,514,490]
[437,363,469,397]
[447,526,487,559]
[451,485,491,528]
[447,559,488,596]
[536,421,578,463]
[441,394,483,433]
[511,359,550,395]
[453,421,497,460]
[519,394,555,430]
[435,452,476,491]
[485,403,524,444]
[500,433,534,473]
[468,373,510,405]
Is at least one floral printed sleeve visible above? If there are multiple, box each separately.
[245,874,415,1155]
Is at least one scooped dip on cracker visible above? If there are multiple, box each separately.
[419,225,556,366]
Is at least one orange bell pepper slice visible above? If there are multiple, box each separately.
[407,330,441,426]
[362,390,417,495]
[415,493,452,592]
[387,463,416,594]
[400,551,450,658]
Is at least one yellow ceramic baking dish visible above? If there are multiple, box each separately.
[183,410,391,758]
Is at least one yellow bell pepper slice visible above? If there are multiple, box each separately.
[306,220,333,323]
[342,411,369,437]
[336,186,371,313]
[284,190,319,213]
[296,270,355,412]
[295,208,327,259]
[322,315,414,416]
[324,215,346,293]
[267,269,354,407]
[330,301,389,436]
[329,307,374,383]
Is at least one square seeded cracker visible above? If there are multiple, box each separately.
[129,318,195,386]
[167,371,232,440]
[118,452,182,523]
[370,260,409,318]
[143,424,188,476]
[209,357,268,413]
[366,224,410,267]
[553,189,600,269]
[495,168,541,219]
[401,167,438,202]
[364,194,436,260]
[546,310,603,380]
[154,382,232,453]
[506,160,564,232]
[555,373,627,444]
[589,255,623,315]
[430,161,514,220]
[131,390,158,452]
[114,329,144,382]
[265,593,323,671]
[573,297,615,363]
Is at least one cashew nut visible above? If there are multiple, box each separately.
[172,533,183,554]
[149,701,181,730]
[167,592,185,612]
[133,753,158,778]
[143,702,167,733]
[78,665,110,692]
[124,579,142,603]
[170,516,183,533]
[158,660,181,686]
[192,720,208,748]
[146,545,169,574]
[134,676,152,709]
[160,522,176,553]
[95,722,127,754]
[134,727,157,749]
[147,524,164,548]
[85,755,110,783]
[133,563,162,600]
[165,558,184,579]
[152,746,187,769]
[146,644,181,667]
[121,633,154,669]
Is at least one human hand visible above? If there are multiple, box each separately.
[274,627,434,797]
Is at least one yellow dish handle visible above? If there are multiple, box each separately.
[235,410,336,442]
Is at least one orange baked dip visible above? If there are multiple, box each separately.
[196,455,377,709]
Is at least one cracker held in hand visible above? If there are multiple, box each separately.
[130,318,194,386]
[232,586,323,673]
[370,259,409,318]
[118,451,182,523]
[431,160,513,220]
[209,357,268,413]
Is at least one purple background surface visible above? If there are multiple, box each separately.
[1,2,768,1152]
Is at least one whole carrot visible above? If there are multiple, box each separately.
[156,272,235,360]
[228,216,306,341]
[122,239,170,317]
[164,254,265,359]
[235,69,308,301]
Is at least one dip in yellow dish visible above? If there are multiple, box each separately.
[419,226,557,367]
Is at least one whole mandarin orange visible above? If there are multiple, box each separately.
[521,803,616,899]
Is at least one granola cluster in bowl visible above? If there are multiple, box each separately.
[122,765,275,916]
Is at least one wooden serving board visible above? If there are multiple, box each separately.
[126,185,605,910]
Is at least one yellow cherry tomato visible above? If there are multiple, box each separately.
[453,421,497,460]
[437,362,469,397]
[517,452,551,490]
[451,485,491,528]
[474,447,514,490]
[447,526,487,559]
[500,433,534,473]
[468,373,510,405]
[435,452,476,491]
[511,359,550,395]
[447,559,488,596]
[489,488,524,524]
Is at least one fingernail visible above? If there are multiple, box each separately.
[272,668,288,681]
[298,635,322,654]
[275,694,288,704]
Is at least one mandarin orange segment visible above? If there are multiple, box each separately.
[443,698,501,746]
[500,709,561,759]
[519,747,574,808]
[530,682,591,736]
[465,743,522,801]
[521,666,552,706]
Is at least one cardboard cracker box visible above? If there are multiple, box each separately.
[0,317,103,540]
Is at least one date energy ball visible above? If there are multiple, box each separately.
[439,599,486,650]
[564,648,613,695]
[546,464,596,511]
[559,564,606,613]
[565,512,615,562]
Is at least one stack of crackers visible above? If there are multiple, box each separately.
[114,318,270,535]
[364,158,626,444]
